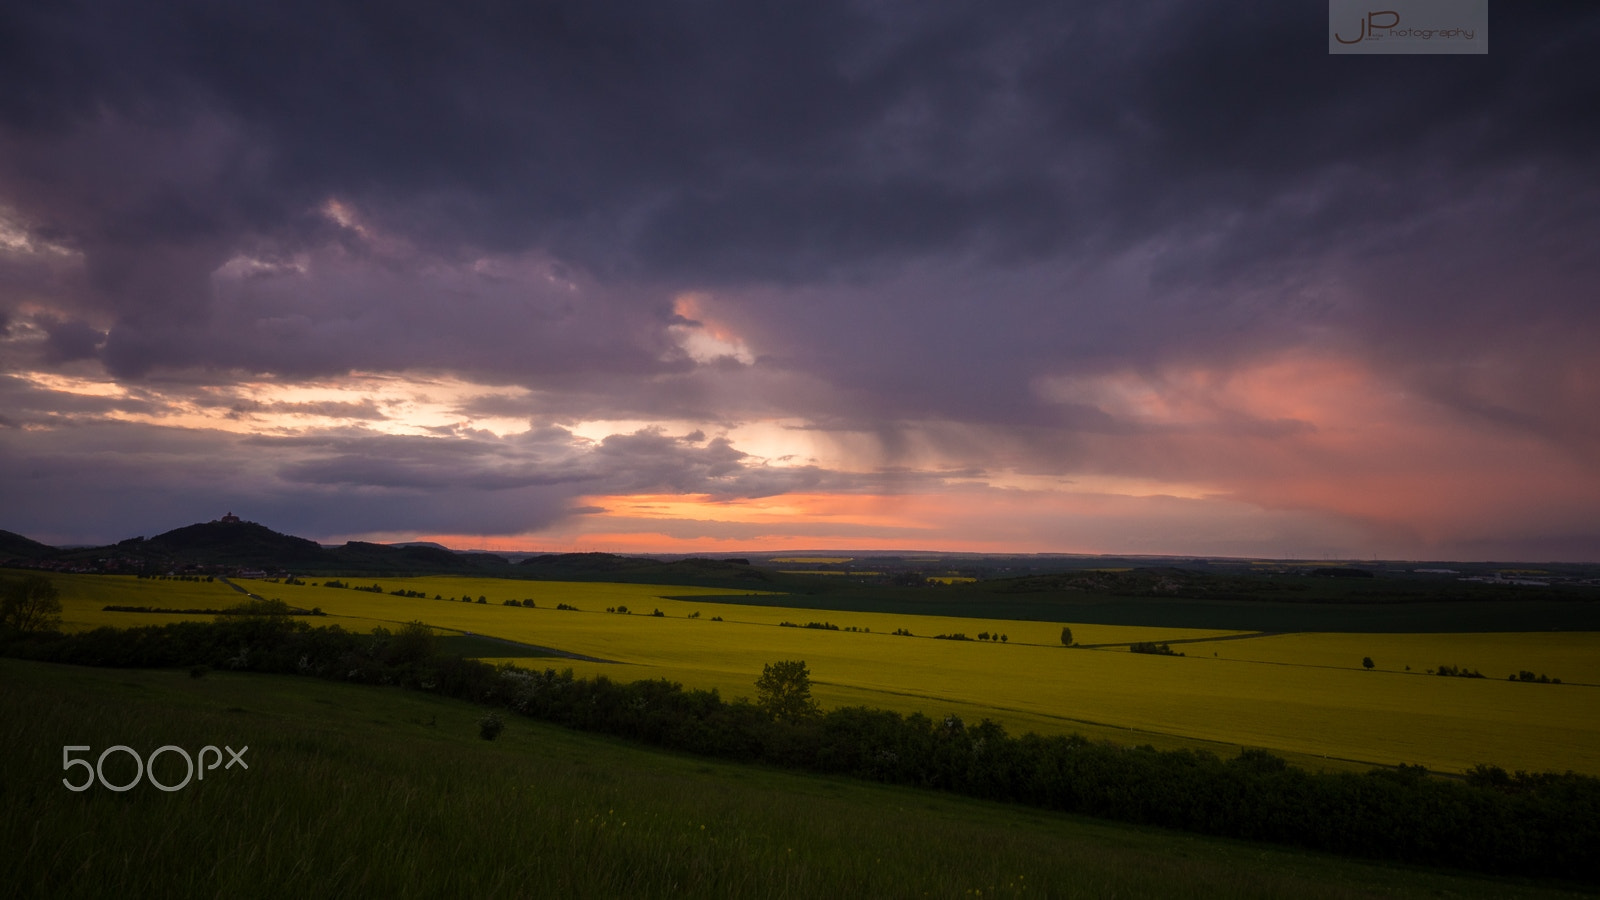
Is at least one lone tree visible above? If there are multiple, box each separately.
[756,660,819,722]
[387,621,438,666]
[1060,626,1074,647]
[1363,656,1375,670]
[1,574,62,633]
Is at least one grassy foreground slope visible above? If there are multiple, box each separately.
[2,659,1590,900]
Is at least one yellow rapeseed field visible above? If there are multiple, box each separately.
[28,571,1600,776]
[1180,631,1600,684]
[38,572,375,634]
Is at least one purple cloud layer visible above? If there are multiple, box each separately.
[1,1,1597,558]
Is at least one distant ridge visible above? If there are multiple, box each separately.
[517,552,779,586]
[7,519,1597,608]
[2,516,510,576]
[1,518,786,585]
[0,528,57,561]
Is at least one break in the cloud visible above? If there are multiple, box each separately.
[1,1,1597,559]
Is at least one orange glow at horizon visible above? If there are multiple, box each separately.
[584,492,941,529]
[396,350,1600,559]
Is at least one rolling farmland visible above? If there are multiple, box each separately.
[36,571,1600,777]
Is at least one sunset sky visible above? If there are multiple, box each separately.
[2,3,1597,560]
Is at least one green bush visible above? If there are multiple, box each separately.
[478,712,505,741]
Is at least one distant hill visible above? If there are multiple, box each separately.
[144,520,328,567]
[516,552,788,589]
[517,552,658,575]
[4,519,794,583]
[20,518,505,575]
[984,567,1299,600]
[0,529,58,561]
[326,540,505,571]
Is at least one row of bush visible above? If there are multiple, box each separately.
[3,617,1597,883]
[134,574,216,582]
[103,603,326,617]
[1129,641,1184,656]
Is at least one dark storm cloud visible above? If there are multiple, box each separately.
[588,430,841,498]
[3,1,1596,369]
[38,315,103,363]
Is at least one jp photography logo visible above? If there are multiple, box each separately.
[1329,0,1487,54]
[62,744,249,792]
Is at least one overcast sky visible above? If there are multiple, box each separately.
[2,1,1597,560]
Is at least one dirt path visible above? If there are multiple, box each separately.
[216,576,265,601]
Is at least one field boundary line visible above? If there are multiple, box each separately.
[1075,630,1292,649]
[1158,651,1600,687]
[441,629,623,664]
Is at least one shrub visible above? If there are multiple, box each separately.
[478,712,505,741]
[1130,641,1183,656]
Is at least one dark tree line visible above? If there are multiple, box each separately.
[3,617,1598,883]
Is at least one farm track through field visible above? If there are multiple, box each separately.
[217,576,265,601]
[809,677,1404,773]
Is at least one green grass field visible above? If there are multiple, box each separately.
[30,570,1600,776]
[3,658,1591,899]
